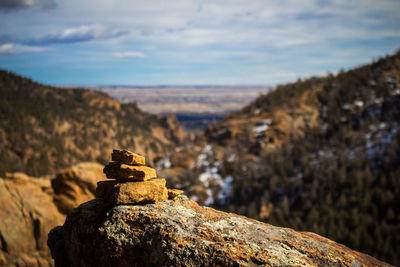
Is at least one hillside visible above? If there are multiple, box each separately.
[157,51,400,265]
[0,70,193,176]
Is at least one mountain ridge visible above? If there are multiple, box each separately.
[157,51,400,265]
[0,70,193,176]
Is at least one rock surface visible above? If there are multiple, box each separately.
[0,163,104,266]
[48,196,391,267]
[96,178,168,204]
[103,162,157,181]
[111,149,146,165]
[167,188,184,199]
[52,162,105,214]
[0,174,64,266]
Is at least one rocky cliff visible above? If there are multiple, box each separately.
[0,173,64,266]
[48,196,391,266]
[0,162,104,266]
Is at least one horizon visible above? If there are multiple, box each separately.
[0,0,399,86]
[56,84,273,88]
[2,51,392,88]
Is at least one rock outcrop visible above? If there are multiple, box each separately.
[0,173,64,266]
[0,162,105,266]
[51,162,105,214]
[48,196,391,266]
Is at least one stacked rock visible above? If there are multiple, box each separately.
[96,149,183,204]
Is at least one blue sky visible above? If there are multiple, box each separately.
[0,0,399,85]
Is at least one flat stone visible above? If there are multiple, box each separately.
[111,149,145,165]
[96,179,168,204]
[168,189,184,199]
[103,162,157,181]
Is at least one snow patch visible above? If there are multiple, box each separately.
[156,154,172,170]
[391,89,400,96]
[341,104,351,110]
[373,97,383,105]
[254,124,268,134]
[197,165,223,206]
[227,154,236,163]
[263,119,272,125]
[195,145,213,168]
[354,100,364,108]
[218,175,233,205]
[365,122,398,158]
[193,145,235,206]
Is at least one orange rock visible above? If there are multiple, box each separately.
[258,202,274,220]
[111,149,145,165]
[167,189,184,199]
[52,162,105,214]
[0,175,64,266]
[103,162,157,181]
[96,178,168,204]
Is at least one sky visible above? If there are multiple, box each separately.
[0,0,399,86]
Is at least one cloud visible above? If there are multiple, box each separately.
[30,25,128,45]
[0,43,49,54]
[120,0,397,48]
[0,0,399,85]
[113,51,146,58]
[0,0,56,12]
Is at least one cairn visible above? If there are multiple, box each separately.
[96,149,183,204]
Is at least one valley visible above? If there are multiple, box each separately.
[91,86,271,131]
[93,85,270,114]
[156,51,400,265]
[0,51,399,265]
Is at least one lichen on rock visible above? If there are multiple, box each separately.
[48,196,391,267]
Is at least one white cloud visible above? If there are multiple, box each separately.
[0,43,48,54]
[3,0,400,48]
[107,0,397,48]
[0,0,399,85]
[113,51,146,58]
[30,25,128,44]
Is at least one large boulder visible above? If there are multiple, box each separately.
[0,173,64,266]
[48,196,391,267]
[51,162,105,214]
